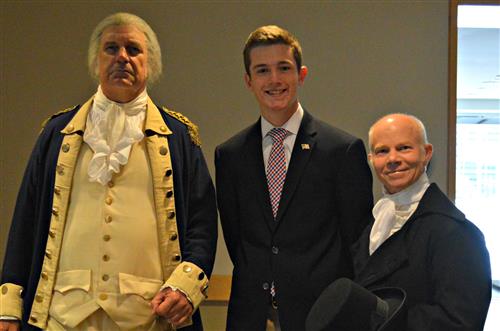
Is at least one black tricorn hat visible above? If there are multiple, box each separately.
[306,278,407,331]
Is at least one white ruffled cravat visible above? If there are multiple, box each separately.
[83,86,147,185]
[369,173,430,255]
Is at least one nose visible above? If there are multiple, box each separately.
[270,68,280,82]
[116,47,129,63]
[386,150,400,168]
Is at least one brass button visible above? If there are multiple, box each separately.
[49,230,56,238]
[102,274,109,281]
[61,143,70,153]
[262,282,270,290]
[167,211,175,219]
[54,187,61,195]
[66,124,74,132]
[102,254,110,261]
[30,316,38,323]
[56,165,64,175]
[51,208,59,216]
[1,287,7,295]
[166,190,173,198]
[160,125,167,132]
[105,196,113,205]
[105,215,112,223]
[103,234,111,242]
[99,293,108,301]
[165,169,172,177]
[172,254,181,262]
[45,251,52,259]
[159,146,168,155]
[41,272,48,280]
[108,181,114,188]
[35,294,43,303]
[183,265,192,273]
[170,233,178,241]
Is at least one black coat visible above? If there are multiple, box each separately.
[352,184,491,331]
[215,111,373,330]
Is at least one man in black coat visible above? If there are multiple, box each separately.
[352,113,491,330]
[215,25,373,330]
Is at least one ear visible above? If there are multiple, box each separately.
[367,152,373,165]
[423,143,433,166]
[244,73,252,89]
[298,66,308,86]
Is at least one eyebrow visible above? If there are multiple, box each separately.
[102,39,143,47]
[251,60,293,70]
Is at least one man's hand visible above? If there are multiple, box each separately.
[151,287,193,327]
[0,321,20,331]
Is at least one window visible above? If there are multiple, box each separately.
[450,1,500,329]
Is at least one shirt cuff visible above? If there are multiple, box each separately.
[0,283,23,320]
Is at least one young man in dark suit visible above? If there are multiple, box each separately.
[215,25,373,331]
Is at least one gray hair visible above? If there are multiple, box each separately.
[88,12,162,85]
[368,113,429,151]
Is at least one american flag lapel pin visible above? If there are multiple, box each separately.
[301,143,310,150]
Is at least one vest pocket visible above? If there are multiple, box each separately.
[118,272,163,300]
[53,269,91,293]
[49,269,100,328]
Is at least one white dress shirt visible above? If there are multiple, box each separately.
[261,104,304,172]
[369,173,430,255]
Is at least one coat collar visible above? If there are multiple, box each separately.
[353,183,465,287]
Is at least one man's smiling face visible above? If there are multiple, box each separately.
[244,44,307,125]
[369,115,433,194]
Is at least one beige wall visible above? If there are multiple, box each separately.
[0,1,449,275]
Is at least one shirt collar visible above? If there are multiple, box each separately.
[382,172,430,207]
[61,96,172,136]
[261,103,304,138]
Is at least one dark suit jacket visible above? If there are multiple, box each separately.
[352,183,491,331]
[215,110,373,330]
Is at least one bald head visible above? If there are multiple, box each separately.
[369,113,428,152]
[368,113,433,194]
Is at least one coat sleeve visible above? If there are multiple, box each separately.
[164,137,218,309]
[181,142,218,277]
[408,224,491,331]
[1,131,46,319]
[335,138,374,246]
[214,146,240,267]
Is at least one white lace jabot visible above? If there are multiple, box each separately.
[369,173,430,255]
[83,86,147,185]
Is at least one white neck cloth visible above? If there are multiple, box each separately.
[83,86,147,185]
[369,173,430,255]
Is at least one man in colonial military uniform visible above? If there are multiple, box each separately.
[0,12,217,331]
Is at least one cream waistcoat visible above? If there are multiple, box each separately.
[49,140,163,329]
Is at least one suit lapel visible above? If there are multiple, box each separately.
[275,111,316,224]
[356,227,409,288]
[242,119,275,228]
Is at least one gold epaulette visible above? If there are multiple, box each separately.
[162,107,201,146]
[40,105,78,131]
